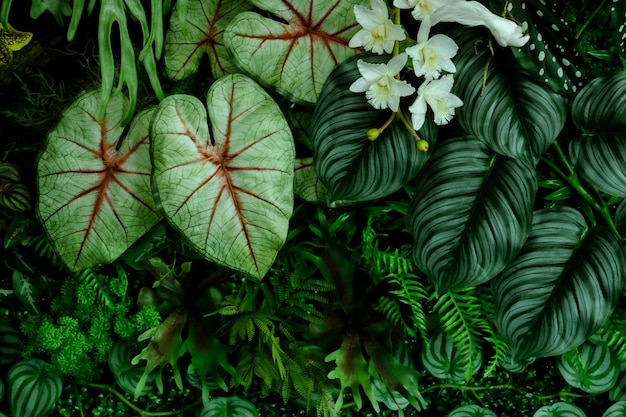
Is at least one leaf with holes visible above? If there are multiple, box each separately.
[224,0,362,104]
[493,208,626,360]
[199,396,260,417]
[37,90,161,271]
[164,0,252,79]
[421,332,482,383]
[151,74,294,279]
[8,359,62,417]
[558,343,619,394]
[452,29,567,164]
[447,405,497,417]
[407,136,536,293]
[312,53,436,205]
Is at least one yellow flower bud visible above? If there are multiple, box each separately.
[417,139,429,153]
[367,128,380,141]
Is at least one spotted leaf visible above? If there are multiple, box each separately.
[37,90,161,271]
[224,0,363,104]
[151,74,295,279]
[610,0,626,56]
[164,0,252,80]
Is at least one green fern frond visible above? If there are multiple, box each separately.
[388,273,429,341]
[477,286,509,376]
[75,268,114,309]
[360,218,414,278]
[597,309,626,362]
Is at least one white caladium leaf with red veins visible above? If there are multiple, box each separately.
[151,74,295,279]
[164,0,253,80]
[224,0,364,104]
[37,90,161,271]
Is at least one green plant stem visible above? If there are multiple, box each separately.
[84,383,202,416]
[74,386,86,417]
[542,142,621,239]
[421,382,521,395]
[575,0,607,40]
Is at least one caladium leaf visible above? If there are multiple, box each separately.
[493,208,626,360]
[37,90,161,271]
[294,158,329,204]
[224,0,363,104]
[452,29,567,164]
[164,0,252,80]
[151,74,294,279]
[407,136,536,293]
[533,403,586,417]
[557,343,619,394]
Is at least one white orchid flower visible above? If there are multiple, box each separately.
[349,0,406,54]
[432,1,530,47]
[350,53,416,112]
[405,16,458,80]
[409,75,463,130]
[393,0,450,21]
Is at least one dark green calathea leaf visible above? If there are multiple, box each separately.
[294,157,329,205]
[421,331,482,382]
[164,0,252,79]
[572,72,626,133]
[610,0,626,56]
[452,29,567,164]
[8,359,62,417]
[569,135,626,197]
[534,403,586,417]
[108,341,156,396]
[604,401,626,417]
[493,208,626,360]
[491,0,586,96]
[0,321,21,366]
[151,74,294,279]
[37,90,161,271]
[224,0,362,104]
[312,53,436,205]
[557,342,619,394]
[447,405,497,417]
[199,396,260,417]
[407,136,536,293]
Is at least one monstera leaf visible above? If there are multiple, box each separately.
[224,0,363,104]
[533,403,586,417]
[164,0,252,79]
[8,359,62,417]
[453,29,567,164]
[493,208,626,360]
[407,136,536,293]
[312,53,436,204]
[557,343,619,394]
[37,90,161,271]
[151,74,294,279]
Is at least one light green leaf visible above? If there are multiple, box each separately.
[603,401,626,417]
[421,332,482,383]
[30,0,71,25]
[493,208,626,360]
[151,74,294,278]
[407,136,536,292]
[199,396,260,417]
[557,343,619,394]
[224,0,362,104]
[312,53,435,204]
[453,29,567,164]
[533,403,586,417]
[294,157,329,204]
[37,90,161,271]
[447,405,497,417]
[164,0,252,79]
[8,359,62,417]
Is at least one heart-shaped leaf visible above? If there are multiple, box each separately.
[452,29,567,164]
[312,53,436,205]
[199,396,260,417]
[8,359,62,417]
[603,401,626,417]
[164,0,252,79]
[151,74,295,278]
[493,208,626,360]
[294,158,329,205]
[109,341,156,396]
[447,405,497,417]
[533,403,586,417]
[37,90,161,271]
[557,343,619,394]
[572,72,626,134]
[421,332,482,383]
[224,0,362,104]
[407,136,536,293]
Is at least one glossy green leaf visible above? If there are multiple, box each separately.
[569,135,626,197]
[407,136,536,292]
[533,403,586,417]
[447,405,496,417]
[30,0,71,25]
[421,332,482,382]
[151,74,294,279]
[8,359,62,417]
[12,270,39,315]
[294,158,329,204]
[572,72,626,134]
[109,341,156,396]
[453,29,567,164]
[199,396,260,417]
[224,0,362,104]
[603,401,626,417]
[493,208,626,360]
[0,321,22,366]
[557,343,619,394]
[312,52,435,205]
[164,0,252,79]
[37,90,161,271]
